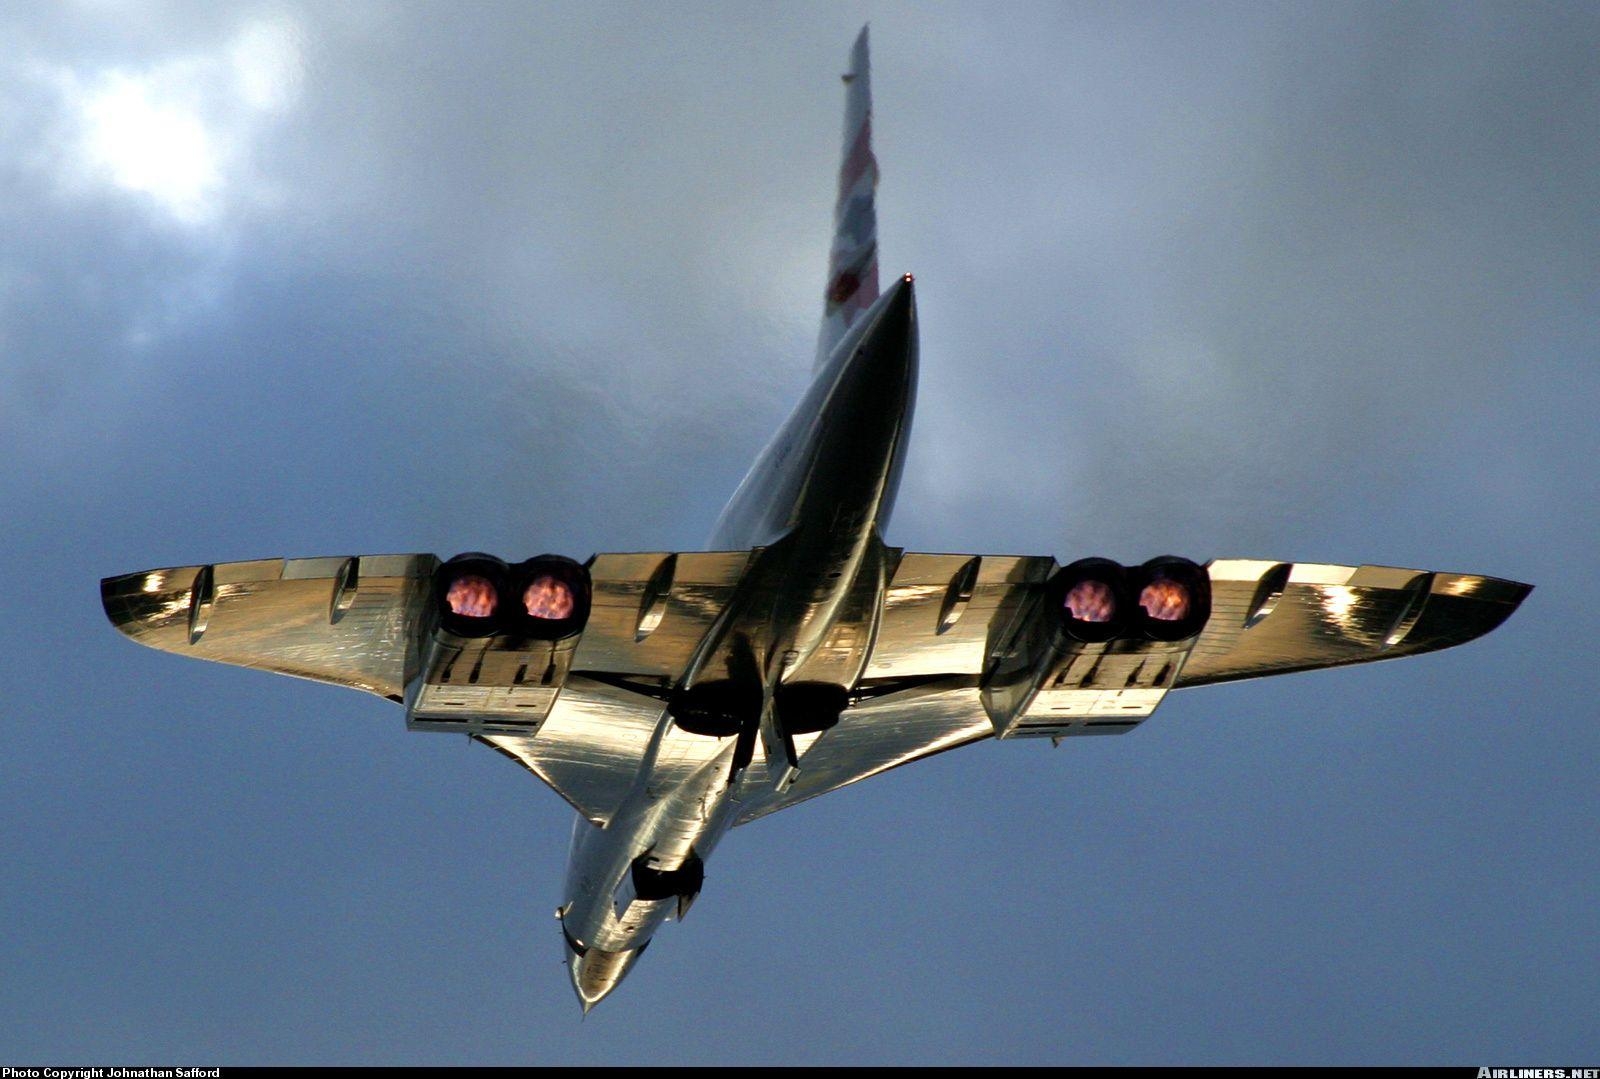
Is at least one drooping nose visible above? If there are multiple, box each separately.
[566,939,645,1015]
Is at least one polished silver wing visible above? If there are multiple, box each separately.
[101,554,438,701]
[103,551,750,824]
[103,551,1529,828]
[469,551,752,823]
[1176,559,1531,686]
[729,552,1531,823]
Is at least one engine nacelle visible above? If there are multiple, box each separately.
[1132,555,1210,642]
[407,551,594,736]
[981,555,1211,739]
[1049,557,1134,643]
[433,552,592,641]
[434,552,509,638]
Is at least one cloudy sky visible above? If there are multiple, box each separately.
[3,0,1595,1065]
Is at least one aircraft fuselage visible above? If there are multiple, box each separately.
[560,275,918,1009]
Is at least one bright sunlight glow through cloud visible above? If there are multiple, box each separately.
[58,16,304,227]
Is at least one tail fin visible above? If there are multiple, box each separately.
[814,25,880,370]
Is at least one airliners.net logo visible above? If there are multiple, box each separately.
[1479,1069,1598,1077]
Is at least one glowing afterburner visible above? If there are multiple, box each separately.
[1064,579,1117,623]
[523,575,576,621]
[1139,577,1190,622]
[447,575,498,619]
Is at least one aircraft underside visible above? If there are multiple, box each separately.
[99,26,1530,1012]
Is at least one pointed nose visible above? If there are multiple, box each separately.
[567,941,645,1014]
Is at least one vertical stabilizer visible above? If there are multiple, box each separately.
[815,25,879,370]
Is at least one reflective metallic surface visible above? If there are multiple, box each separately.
[102,553,1530,820]
[101,554,437,699]
[96,550,1532,1012]
[1178,560,1530,686]
[568,945,644,1016]
[98,27,1532,1012]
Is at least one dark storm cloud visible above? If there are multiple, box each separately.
[1,3,855,542]
[886,4,1598,561]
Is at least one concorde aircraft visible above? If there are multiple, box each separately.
[102,28,1530,1011]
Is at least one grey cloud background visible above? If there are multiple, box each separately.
[2,0,1593,1064]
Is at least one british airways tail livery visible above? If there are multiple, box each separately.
[816,25,880,371]
[101,27,1530,1012]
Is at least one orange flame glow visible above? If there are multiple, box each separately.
[1065,579,1116,623]
[446,575,498,618]
[1140,577,1190,621]
[523,575,575,620]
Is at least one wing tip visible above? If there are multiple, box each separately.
[1421,573,1532,647]
[1181,561,1533,687]
[100,564,212,649]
